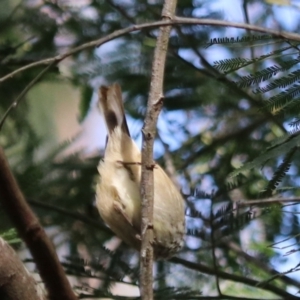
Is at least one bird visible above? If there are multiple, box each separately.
[96,83,185,259]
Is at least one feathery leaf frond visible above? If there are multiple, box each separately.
[262,83,300,113]
[261,147,297,197]
[236,65,281,88]
[254,70,300,94]
[213,57,250,72]
[213,45,296,74]
[206,34,279,48]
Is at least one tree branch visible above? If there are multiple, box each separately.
[0,237,42,300]
[174,16,300,41]
[0,147,77,300]
[237,197,300,207]
[170,257,298,299]
[1,18,300,84]
[140,1,177,299]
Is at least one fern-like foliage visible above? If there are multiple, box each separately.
[186,196,257,242]
[262,83,300,113]
[63,246,140,290]
[219,174,248,198]
[213,57,250,72]
[63,253,201,299]
[235,59,300,89]
[254,69,300,94]
[206,34,280,48]
[236,65,281,88]
[189,188,213,200]
[212,202,255,233]
[261,147,297,197]
[289,118,300,129]
[213,44,296,74]
[212,38,300,116]
[211,35,300,121]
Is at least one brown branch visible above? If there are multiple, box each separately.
[237,197,300,207]
[0,237,42,300]
[170,257,299,299]
[0,147,77,300]
[174,17,300,41]
[139,1,177,299]
[1,18,300,84]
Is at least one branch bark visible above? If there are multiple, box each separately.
[0,147,77,300]
[237,197,300,207]
[0,237,42,300]
[2,17,296,131]
[139,1,177,299]
[1,18,300,84]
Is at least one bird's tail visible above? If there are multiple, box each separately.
[98,83,130,137]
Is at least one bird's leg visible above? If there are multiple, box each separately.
[117,160,141,166]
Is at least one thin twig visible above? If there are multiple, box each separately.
[140,1,177,299]
[1,18,300,84]
[174,17,300,41]
[256,264,300,289]
[210,196,222,296]
[222,239,300,288]
[170,257,298,299]
[237,197,300,207]
[269,232,300,249]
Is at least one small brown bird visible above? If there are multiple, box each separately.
[96,83,185,259]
